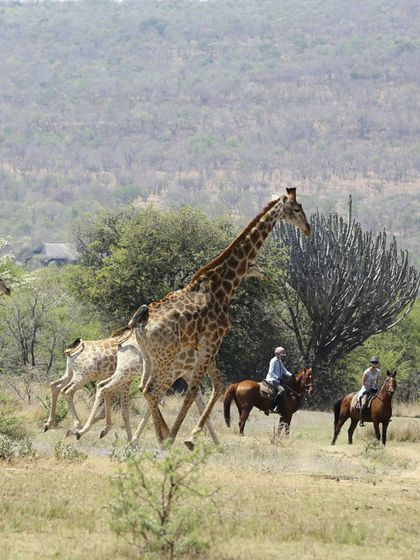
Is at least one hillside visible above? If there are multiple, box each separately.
[0,0,419,264]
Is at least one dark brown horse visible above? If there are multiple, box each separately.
[331,370,397,446]
[223,367,315,436]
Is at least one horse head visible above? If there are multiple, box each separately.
[295,367,315,396]
[384,370,397,394]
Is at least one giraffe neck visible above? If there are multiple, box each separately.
[189,198,286,300]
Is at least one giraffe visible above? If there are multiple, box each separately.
[132,188,311,445]
[43,335,126,434]
[73,330,220,444]
[74,264,267,443]
[0,277,11,296]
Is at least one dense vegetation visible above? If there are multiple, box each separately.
[1,200,418,407]
[0,0,419,264]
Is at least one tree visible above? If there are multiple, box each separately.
[0,267,104,403]
[70,206,290,380]
[273,199,420,403]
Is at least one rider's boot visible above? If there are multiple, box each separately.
[272,392,285,414]
[359,407,366,427]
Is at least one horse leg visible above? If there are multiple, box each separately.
[331,415,348,445]
[238,407,252,436]
[278,413,291,437]
[382,421,389,446]
[347,417,358,444]
[372,420,381,442]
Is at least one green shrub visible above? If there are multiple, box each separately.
[54,441,88,462]
[109,440,217,559]
[0,393,26,439]
[37,393,68,426]
[0,434,36,461]
[0,434,15,461]
[108,432,138,463]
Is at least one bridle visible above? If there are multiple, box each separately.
[372,377,396,403]
[287,370,314,398]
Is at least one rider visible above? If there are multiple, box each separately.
[357,356,381,426]
[265,346,294,413]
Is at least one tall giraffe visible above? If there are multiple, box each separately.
[0,277,11,296]
[74,264,267,443]
[132,188,311,445]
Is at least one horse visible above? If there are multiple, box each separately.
[331,370,397,446]
[223,367,315,436]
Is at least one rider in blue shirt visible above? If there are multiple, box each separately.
[265,346,293,413]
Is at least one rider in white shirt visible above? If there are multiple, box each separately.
[356,357,381,426]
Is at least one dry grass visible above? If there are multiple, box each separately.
[1,392,420,560]
[392,400,420,419]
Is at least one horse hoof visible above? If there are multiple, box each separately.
[184,440,195,450]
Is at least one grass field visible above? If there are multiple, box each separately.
[1,393,420,560]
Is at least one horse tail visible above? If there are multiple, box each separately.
[223,384,238,428]
[333,398,343,428]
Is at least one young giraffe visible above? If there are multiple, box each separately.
[44,336,127,433]
[133,188,311,445]
[74,264,267,443]
[74,330,220,444]
[0,277,11,295]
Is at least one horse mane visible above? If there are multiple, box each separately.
[190,197,281,283]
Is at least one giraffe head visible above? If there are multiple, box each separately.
[278,188,311,237]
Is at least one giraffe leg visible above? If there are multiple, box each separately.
[119,382,133,442]
[193,392,219,445]
[143,387,170,444]
[44,368,73,431]
[98,376,135,440]
[74,375,114,439]
[62,379,88,430]
[130,405,152,444]
[169,384,200,445]
[189,361,223,445]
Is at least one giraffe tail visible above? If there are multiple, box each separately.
[223,384,238,428]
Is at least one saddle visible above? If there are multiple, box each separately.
[351,393,376,413]
[259,380,276,401]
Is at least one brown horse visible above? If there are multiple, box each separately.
[331,370,397,446]
[223,367,315,436]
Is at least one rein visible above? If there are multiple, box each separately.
[286,378,313,398]
[371,380,395,404]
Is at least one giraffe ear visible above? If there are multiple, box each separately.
[286,188,297,200]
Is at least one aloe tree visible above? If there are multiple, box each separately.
[273,198,420,402]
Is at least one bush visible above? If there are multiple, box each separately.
[0,434,36,461]
[0,393,27,439]
[54,441,88,462]
[109,440,217,559]
[0,434,15,461]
